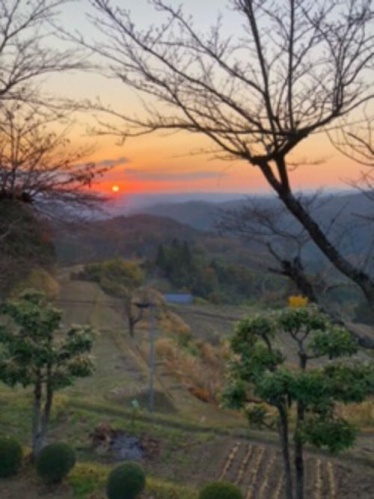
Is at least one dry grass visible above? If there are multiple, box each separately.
[155,335,227,404]
[337,399,374,429]
[10,267,60,299]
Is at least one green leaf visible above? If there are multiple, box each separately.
[299,416,357,453]
[309,327,357,358]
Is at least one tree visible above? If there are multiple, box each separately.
[86,0,374,307]
[0,290,95,458]
[0,101,109,296]
[0,101,108,212]
[332,115,374,212]
[222,303,374,499]
[218,196,354,314]
[0,1,110,294]
[0,0,84,105]
[0,0,109,212]
[0,200,54,297]
[83,258,145,337]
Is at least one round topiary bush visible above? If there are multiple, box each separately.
[36,442,76,484]
[199,481,243,499]
[106,462,146,499]
[0,436,23,478]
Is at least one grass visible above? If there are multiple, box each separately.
[67,463,108,498]
[1,276,374,497]
[68,462,197,498]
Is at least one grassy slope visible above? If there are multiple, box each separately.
[0,273,374,498]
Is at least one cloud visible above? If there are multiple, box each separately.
[75,157,130,169]
[96,157,130,168]
[123,168,227,182]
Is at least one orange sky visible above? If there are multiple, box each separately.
[52,1,369,199]
[89,130,362,198]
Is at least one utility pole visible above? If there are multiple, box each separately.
[134,300,155,413]
[148,302,155,413]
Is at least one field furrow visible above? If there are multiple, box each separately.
[218,441,241,480]
[272,473,284,499]
[257,452,277,499]
[244,445,266,499]
[313,458,322,499]
[327,461,336,499]
[234,443,254,486]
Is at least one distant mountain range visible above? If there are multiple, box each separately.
[117,191,374,267]
[106,191,249,218]
[54,190,374,271]
[114,190,373,235]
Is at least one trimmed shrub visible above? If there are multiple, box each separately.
[36,442,76,484]
[0,436,23,477]
[199,481,243,499]
[106,462,146,499]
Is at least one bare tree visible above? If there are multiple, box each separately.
[0,1,111,296]
[0,100,111,295]
[0,101,108,212]
[331,112,374,214]
[85,0,374,305]
[0,0,84,105]
[0,0,107,214]
[218,196,358,312]
[219,198,319,301]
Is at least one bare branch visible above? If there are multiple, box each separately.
[84,0,374,307]
[0,101,110,216]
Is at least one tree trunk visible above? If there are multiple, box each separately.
[294,401,305,499]
[32,375,42,459]
[260,159,374,306]
[277,257,318,304]
[128,316,135,337]
[127,299,142,338]
[40,365,53,450]
[294,352,307,499]
[278,403,294,499]
[280,190,374,305]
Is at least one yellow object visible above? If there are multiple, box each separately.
[287,295,308,308]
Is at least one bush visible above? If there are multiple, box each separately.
[36,442,76,484]
[106,462,146,499]
[0,436,23,477]
[199,481,243,499]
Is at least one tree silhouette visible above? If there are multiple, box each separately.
[87,0,374,306]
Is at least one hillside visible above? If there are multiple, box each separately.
[52,212,270,269]
[138,200,224,230]
[53,214,199,264]
[1,272,374,498]
[132,192,373,233]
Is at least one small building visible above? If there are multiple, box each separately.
[163,293,193,305]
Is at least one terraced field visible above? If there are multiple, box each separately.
[1,275,374,498]
[211,439,374,499]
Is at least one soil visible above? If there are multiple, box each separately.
[1,277,373,498]
[0,434,374,498]
[0,476,74,499]
[143,435,374,499]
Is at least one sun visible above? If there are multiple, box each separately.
[111,185,120,193]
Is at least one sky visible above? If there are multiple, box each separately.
[47,0,371,198]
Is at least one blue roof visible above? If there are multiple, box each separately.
[163,293,193,304]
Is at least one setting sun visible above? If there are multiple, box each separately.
[111,185,120,193]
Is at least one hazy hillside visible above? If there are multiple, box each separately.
[53,214,198,264]
[134,191,372,231]
[137,200,224,230]
[127,192,374,263]
[108,192,247,217]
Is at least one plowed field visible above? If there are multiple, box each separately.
[204,439,374,499]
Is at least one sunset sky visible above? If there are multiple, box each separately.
[51,0,368,198]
